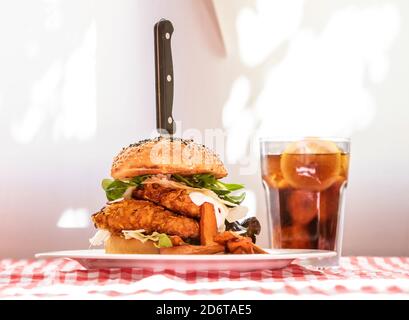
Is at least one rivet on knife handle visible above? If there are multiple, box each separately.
[154,19,175,136]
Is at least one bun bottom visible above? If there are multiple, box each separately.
[105,235,160,254]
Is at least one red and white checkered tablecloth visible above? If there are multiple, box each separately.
[1,257,408,299]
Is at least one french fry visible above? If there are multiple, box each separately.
[227,238,254,254]
[160,244,225,255]
[214,231,268,254]
[214,231,237,244]
[169,235,186,246]
[252,244,268,254]
[200,202,218,245]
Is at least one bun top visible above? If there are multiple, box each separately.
[111,137,227,180]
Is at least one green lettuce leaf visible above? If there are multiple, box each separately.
[101,175,150,201]
[101,179,114,191]
[154,234,173,248]
[172,173,246,205]
[122,230,173,248]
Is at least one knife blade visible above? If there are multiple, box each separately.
[154,19,175,136]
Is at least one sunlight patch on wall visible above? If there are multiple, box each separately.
[52,21,96,141]
[57,208,90,229]
[223,76,256,164]
[43,0,63,31]
[237,0,305,67]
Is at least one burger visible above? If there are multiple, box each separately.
[90,137,260,254]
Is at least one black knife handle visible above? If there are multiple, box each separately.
[154,19,175,135]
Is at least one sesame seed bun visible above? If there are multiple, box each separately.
[111,137,227,179]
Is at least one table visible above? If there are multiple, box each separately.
[1,257,408,299]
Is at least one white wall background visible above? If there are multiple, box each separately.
[0,0,408,258]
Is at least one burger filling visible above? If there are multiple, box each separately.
[90,174,260,247]
[102,174,248,227]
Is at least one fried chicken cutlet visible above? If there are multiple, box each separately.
[92,199,199,240]
[132,183,201,219]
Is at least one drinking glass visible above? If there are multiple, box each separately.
[260,137,350,267]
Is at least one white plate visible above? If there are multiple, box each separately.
[35,249,336,271]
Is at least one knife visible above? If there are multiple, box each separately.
[154,19,175,136]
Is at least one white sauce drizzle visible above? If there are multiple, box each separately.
[189,192,228,231]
